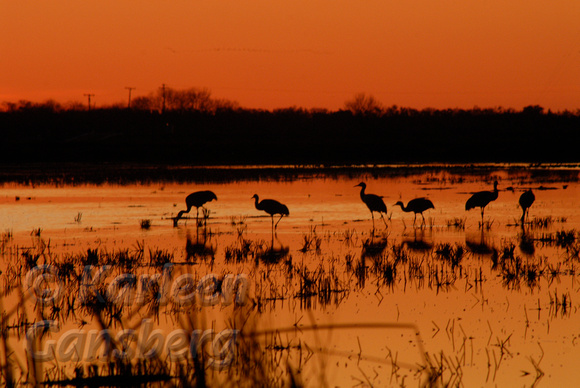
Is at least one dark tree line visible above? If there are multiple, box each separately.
[0,97,579,165]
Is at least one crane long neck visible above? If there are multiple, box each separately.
[359,186,366,200]
[396,203,410,212]
[253,196,260,209]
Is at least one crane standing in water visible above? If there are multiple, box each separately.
[394,197,435,226]
[465,181,499,225]
[355,182,388,229]
[252,194,289,232]
[174,190,217,227]
[519,189,535,225]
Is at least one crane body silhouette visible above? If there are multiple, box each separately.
[355,182,388,228]
[174,190,217,227]
[519,189,535,225]
[252,194,289,231]
[394,197,435,226]
[465,181,499,224]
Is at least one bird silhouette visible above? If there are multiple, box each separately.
[519,189,535,225]
[465,181,499,225]
[252,194,289,231]
[173,190,217,227]
[393,197,435,226]
[354,182,388,228]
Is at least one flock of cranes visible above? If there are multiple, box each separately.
[173,191,290,232]
[173,181,536,230]
[350,181,533,229]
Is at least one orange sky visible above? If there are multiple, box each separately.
[1,0,579,111]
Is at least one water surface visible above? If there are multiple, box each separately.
[1,167,579,386]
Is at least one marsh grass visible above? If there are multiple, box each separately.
[549,290,572,318]
[224,235,257,264]
[555,229,577,247]
[230,215,247,226]
[435,243,465,269]
[478,220,494,231]
[293,263,348,308]
[446,218,466,230]
[528,216,567,229]
[536,229,577,248]
[340,229,357,246]
[298,227,322,253]
[0,220,578,387]
[254,244,290,265]
[148,248,174,267]
[140,219,152,230]
[362,236,389,259]
[422,350,464,387]
[0,230,13,255]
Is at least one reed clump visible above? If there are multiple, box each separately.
[0,213,578,387]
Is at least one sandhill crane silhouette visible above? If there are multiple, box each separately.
[465,181,499,225]
[393,197,435,226]
[252,194,289,232]
[519,189,535,225]
[355,182,388,228]
[173,190,217,227]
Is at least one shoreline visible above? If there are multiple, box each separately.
[1,162,579,185]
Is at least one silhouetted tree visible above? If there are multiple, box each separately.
[1,99,64,112]
[1,94,579,165]
[131,96,155,111]
[344,93,383,116]
[522,105,544,115]
[129,86,238,113]
[164,87,213,111]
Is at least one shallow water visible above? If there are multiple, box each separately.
[1,168,579,386]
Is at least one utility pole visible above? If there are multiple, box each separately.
[125,87,136,109]
[83,93,94,111]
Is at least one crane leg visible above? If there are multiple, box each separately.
[525,208,530,223]
[421,213,426,226]
[275,214,284,229]
[413,214,417,227]
[173,212,182,227]
[380,213,388,228]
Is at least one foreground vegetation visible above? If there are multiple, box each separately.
[1,91,579,166]
[2,219,577,386]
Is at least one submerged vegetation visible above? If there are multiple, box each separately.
[1,218,578,386]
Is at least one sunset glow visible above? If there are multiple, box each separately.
[1,0,579,110]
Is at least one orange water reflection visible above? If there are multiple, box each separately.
[1,170,579,386]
